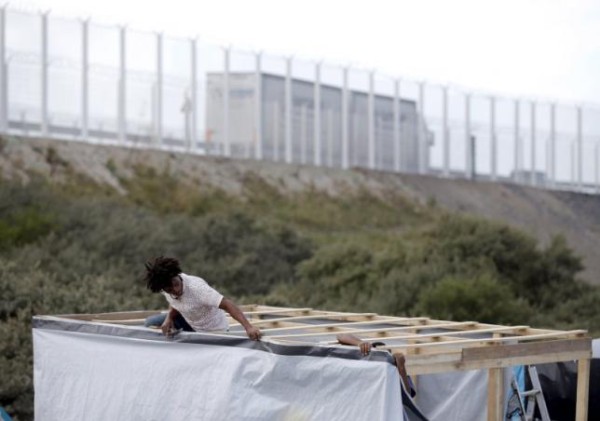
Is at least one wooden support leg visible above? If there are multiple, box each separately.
[575,358,590,421]
[487,367,504,421]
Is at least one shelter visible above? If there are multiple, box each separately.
[33,305,592,420]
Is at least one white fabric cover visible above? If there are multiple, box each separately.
[416,368,513,421]
[34,329,403,421]
[592,338,599,359]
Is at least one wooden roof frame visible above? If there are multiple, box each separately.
[55,305,592,421]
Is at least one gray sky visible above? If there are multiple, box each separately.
[12,0,600,104]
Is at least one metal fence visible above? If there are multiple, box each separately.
[3,8,600,194]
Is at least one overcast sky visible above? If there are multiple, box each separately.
[12,0,600,105]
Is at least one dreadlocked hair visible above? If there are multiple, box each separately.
[144,256,182,293]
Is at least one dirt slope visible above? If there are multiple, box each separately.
[2,135,599,284]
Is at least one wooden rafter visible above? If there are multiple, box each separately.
[52,304,592,421]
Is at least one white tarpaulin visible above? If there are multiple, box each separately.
[416,368,518,420]
[592,338,599,358]
[33,323,404,421]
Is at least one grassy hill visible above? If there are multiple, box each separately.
[1,135,599,419]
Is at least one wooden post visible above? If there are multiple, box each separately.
[576,358,590,421]
[487,367,504,421]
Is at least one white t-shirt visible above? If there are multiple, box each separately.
[162,273,228,332]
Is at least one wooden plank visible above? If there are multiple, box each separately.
[358,325,530,343]
[487,367,504,421]
[262,308,564,337]
[271,321,479,339]
[259,317,431,333]
[384,329,588,351]
[576,358,591,421]
[463,337,591,362]
[229,313,379,327]
[241,307,313,316]
[318,325,529,348]
[406,349,591,375]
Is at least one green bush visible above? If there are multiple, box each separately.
[416,275,533,325]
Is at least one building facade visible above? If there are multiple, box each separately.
[206,72,431,173]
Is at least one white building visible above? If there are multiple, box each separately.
[206,72,432,173]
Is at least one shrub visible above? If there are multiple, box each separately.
[416,275,533,325]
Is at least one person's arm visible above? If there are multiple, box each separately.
[161,306,181,337]
[219,298,262,340]
[337,333,371,355]
[393,353,414,396]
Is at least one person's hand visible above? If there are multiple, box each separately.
[359,341,372,356]
[246,326,262,341]
[161,317,174,337]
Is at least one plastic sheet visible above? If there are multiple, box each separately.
[33,327,404,420]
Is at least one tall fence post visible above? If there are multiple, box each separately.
[327,109,333,167]
[341,66,349,169]
[300,105,307,164]
[514,99,520,182]
[155,32,162,146]
[189,37,197,151]
[393,78,401,173]
[118,25,126,144]
[596,141,600,194]
[368,70,375,169]
[0,7,6,132]
[549,103,556,187]
[577,106,583,189]
[419,81,426,174]
[41,12,49,137]
[571,140,576,185]
[314,62,321,166]
[254,52,262,160]
[223,46,230,157]
[81,19,89,140]
[442,86,449,177]
[465,93,472,179]
[285,56,292,163]
[530,101,536,186]
[490,96,497,181]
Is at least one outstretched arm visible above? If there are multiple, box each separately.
[337,333,372,355]
[338,334,414,394]
[219,298,262,340]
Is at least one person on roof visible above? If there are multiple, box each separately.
[337,333,416,397]
[143,256,262,341]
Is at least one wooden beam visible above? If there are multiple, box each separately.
[385,330,587,352]
[463,337,591,362]
[259,317,430,333]
[241,307,313,316]
[271,321,479,339]
[487,367,504,421]
[46,305,591,384]
[403,338,591,375]
[406,349,591,375]
[576,357,590,421]
[229,313,379,327]
[358,325,530,343]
